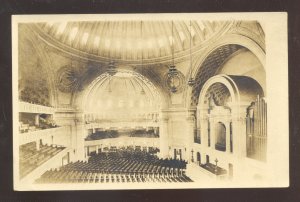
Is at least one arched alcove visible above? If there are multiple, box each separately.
[197,74,264,157]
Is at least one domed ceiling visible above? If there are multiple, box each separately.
[85,71,160,113]
[35,21,230,64]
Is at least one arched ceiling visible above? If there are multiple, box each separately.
[85,71,160,113]
[191,44,243,106]
[204,83,231,106]
[35,21,229,64]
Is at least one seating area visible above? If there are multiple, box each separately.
[19,114,58,133]
[20,86,51,107]
[36,149,192,184]
[129,129,159,138]
[19,121,58,133]
[85,129,159,141]
[19,141,65,179]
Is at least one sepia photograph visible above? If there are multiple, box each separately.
[12,13,288,191]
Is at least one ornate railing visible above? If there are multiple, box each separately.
[19,101,55,114]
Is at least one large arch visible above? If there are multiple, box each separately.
[184,33,266,108]
[19,24,58,107]
[76,69,166,112]
[197,74,264,158]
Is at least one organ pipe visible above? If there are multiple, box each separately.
[246,95,267,161]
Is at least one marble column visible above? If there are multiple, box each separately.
[209,117,215,149]
[159,113,169,159]
[199,110,207,148]
[186,113,196,163]
[226,121,231,153]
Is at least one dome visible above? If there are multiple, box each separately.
[35,21,229,64]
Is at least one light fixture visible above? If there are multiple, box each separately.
[188,20,195,87]
[168,21,178,77]
[140,20,145,95]
[166,21,180,94]
[107,61,117,76]
[106,22,117,77]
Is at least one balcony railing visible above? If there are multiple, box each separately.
[18,126,70,145]
[19,101,55,114]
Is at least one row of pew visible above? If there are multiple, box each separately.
[36,150,192,183]
[19,142,65,179]
[36,170,192,184]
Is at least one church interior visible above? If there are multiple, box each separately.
[14,16,284,189]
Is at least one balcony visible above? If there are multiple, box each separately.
[18,126,70,145]
[19,101,55,114]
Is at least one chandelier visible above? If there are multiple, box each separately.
[140,21,146,95]
[107,22,117,76]
[187,20,195,87]
[107,61,117,76]
[167,21,180,93]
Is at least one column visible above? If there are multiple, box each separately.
[210,117,215,150]
[73,121,86,161]
[96,145,99,154]
[199,113,206,146]
[226,121,231,153]
[159,113,169,159]
[35,114,39,126]
[186,114,195,163]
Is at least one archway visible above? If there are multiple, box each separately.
[185,29,266,109]
[197,74,264,158]
[74,69,168,159]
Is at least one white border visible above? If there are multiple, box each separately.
[12,12,288,190]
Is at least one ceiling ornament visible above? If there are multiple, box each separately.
[56,64,82,93]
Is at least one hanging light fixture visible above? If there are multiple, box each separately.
[168,21,178,77]
[107,22,117,76]
[167,21,180,93]
[140,21,146,95]
[188,20,195,87]
[107,61,117,76]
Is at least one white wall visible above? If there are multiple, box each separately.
[219,49,266,94]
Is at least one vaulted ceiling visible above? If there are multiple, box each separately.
[35,21,229,64]
[85,71,160,112]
